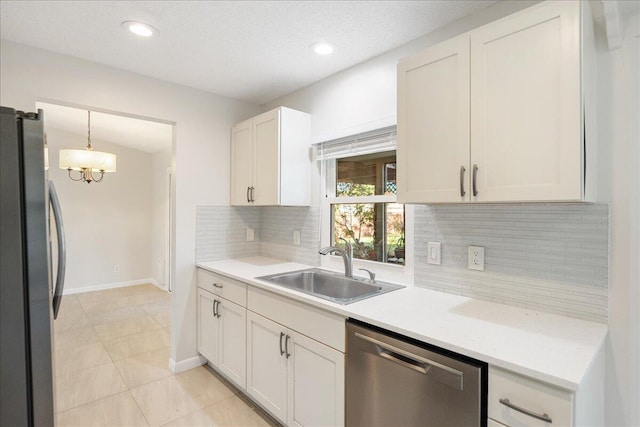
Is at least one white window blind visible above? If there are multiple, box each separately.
[313,125,396,160]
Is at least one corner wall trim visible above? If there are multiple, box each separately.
[169,355,206,374]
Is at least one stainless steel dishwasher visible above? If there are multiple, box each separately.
[346,320,487,427]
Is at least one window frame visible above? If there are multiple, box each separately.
[319,156,414,283]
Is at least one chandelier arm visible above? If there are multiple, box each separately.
[67,168,84,182]
[90,170,105,183]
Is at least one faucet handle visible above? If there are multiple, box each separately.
[359,268,376,283]
[339,237,352,254]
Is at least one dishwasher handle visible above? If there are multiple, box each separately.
[355,332,464,391]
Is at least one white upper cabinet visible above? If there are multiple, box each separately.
[230,120,254,206]
[397,35,470,203]
[230,107,311,206]
[397,1,595,203]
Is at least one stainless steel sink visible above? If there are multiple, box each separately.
[257,268,404,305]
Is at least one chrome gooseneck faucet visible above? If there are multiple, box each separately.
[319,237,353,278]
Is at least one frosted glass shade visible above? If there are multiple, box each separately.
[59,149,117,172]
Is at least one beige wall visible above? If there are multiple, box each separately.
[0,39,261,369]
[151,146,173,288]
[45,128,154,292]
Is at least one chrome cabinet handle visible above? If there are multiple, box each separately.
[246,186,251,203]
[459,165,466,197]
[285,335,291,359]
[472,164,478,197]
[250,186,255,202]
[279,332,285,356]
[499,398,553,423]
[215,300,221,318]
[212,300,218,317]
[212,283,223,289]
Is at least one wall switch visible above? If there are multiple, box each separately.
[468,246,485,271]
[293,230,301,246]
[427,242,441,265]
[246,228,255,242]
[113,264,120,273]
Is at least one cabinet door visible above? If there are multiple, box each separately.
[397,35,470,203]
[231,119,254,206]
[218,298,246,389]
[246,311,288,423]
[287,331,345,427]
[253,109,280,205]
[470,1,581,202]
[197,289,219,365]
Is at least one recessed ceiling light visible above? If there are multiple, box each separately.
[310,42,335,56]
[122,21,157,37]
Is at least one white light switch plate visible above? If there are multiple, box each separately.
[293,230,301,246]
[427,242,441,265]
[246,228,255,242]
[468,246,485,271]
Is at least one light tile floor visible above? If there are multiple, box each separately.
[54,284,277,427]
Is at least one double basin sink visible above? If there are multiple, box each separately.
[257,268,404,305]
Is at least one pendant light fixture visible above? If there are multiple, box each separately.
[59,110,117,183]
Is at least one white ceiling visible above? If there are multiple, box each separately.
[1,0,496,105]
[37,102,173,154]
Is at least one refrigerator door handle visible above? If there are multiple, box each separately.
[49,181,66,319]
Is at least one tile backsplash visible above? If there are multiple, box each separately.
[259,207,321,266]
[195,207,260,262]
[414,204,609,323]
[196,203,609,323]
[195,206,320,266]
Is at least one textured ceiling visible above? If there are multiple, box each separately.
[1,0,496,105]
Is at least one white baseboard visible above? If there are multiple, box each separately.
[169,355,206,374]
[148,278,168,291]
[63,278,159,295]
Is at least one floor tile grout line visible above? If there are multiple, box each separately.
[54,361,128,414]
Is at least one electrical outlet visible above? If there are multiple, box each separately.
[468,246,485,271]
[293,230,301,246]
[427,242,441,265]
[246,228,255,242]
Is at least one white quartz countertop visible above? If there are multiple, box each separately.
[197,257,608,391]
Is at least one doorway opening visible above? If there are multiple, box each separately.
[36,100,176,294]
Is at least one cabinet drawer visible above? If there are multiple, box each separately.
[247,287,345,352]
[489,366,573,427]
[197,269,247,307]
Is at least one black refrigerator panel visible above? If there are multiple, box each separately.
[0,107,55,427]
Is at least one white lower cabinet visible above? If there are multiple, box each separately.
[197,288,246,389]
[197,288,219,365]
[246,311,288,421]
[246,311,345,427]
[489,367,573,427]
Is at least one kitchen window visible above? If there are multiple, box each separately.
[317,126,407,267]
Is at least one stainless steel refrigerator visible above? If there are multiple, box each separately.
[1,106,66,426]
